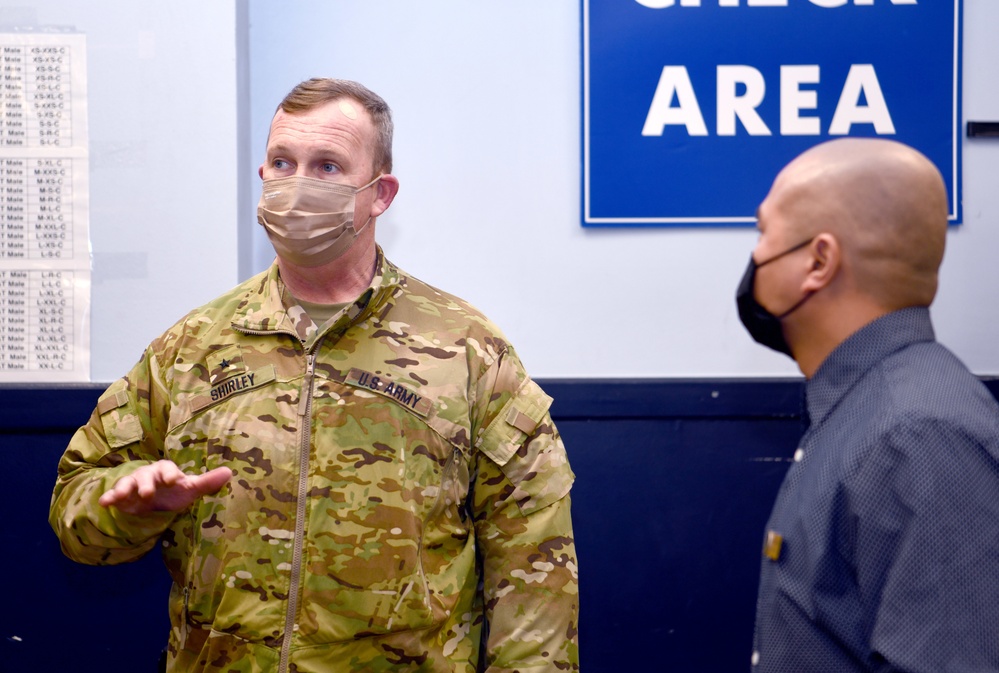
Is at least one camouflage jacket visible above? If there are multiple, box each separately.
[50,249,578,673]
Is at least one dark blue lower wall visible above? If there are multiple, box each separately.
[544,379,806,671]
[3,385,171,671]
[7,379,987,672]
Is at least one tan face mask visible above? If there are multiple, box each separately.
[257,174,381,267]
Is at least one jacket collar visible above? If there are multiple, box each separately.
[232,246,403,345]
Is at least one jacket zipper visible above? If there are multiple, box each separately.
[279,347,319,673]
[180,585,190,649]
[232,321,371,668]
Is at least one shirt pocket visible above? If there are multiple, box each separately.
[172,364,278,426]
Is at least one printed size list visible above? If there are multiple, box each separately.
[0,31,90,382]
[0,270,74,371]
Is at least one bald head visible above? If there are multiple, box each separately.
[764,138,948,309]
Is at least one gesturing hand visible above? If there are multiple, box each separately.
[98,460,233,515]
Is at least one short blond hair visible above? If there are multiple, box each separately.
[277,78,394,174]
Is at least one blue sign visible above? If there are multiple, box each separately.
[582,0,963,227]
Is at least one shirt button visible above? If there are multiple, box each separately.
[751,651,760,666]
[793,448,804,462]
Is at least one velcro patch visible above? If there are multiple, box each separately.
[345,367,432,417]
[507,407,540,435]
[97,389,129,415]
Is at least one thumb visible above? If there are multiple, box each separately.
[191,466,233,496]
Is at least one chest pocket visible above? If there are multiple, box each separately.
[344,367,432,416]
[340,366,471,457]
[186,364,277,417]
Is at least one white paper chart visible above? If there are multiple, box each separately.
[0,31,90,381]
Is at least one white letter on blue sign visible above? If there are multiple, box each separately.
[811,0,918,6]
[642,66,709,136]
[634,0,917,7]
[829,64,895,134]
[780,65,821,136]
[635,0,720,9]
[717,66,771,136]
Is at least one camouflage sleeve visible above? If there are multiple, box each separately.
[471,347,579,672]
[48,343,175,565]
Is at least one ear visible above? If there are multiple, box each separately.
[801,233,840,294]
[369,174,400,218]
[258,164,264,179]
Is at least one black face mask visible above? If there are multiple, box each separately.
[735,238,814,357]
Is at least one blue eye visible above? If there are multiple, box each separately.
[321,163,338,174]
[273,159,290,170]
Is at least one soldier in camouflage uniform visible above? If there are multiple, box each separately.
[49,78,578,673]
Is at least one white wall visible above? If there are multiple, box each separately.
[246,0,999,378]
[8,2,993,381]
[935,0,999,379]
[0,1,241,382]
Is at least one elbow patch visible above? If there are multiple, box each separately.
[476,379,574,516]
[96,379,145,449]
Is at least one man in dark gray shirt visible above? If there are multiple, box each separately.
[736,138,999,672]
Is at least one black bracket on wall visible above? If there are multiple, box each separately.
[967,121,999,138]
